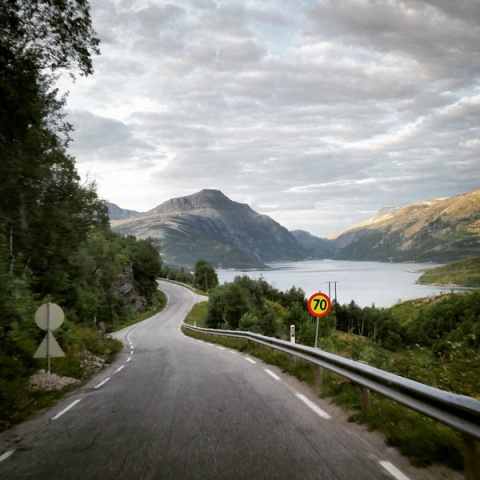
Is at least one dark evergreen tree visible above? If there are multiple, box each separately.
[194,259,218,293]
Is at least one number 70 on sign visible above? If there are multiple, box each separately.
[307,292,332,317]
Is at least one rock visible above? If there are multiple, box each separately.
[29,372,79,392]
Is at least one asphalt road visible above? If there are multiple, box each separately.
[0,281,461,480]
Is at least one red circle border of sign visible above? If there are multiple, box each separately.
[307,292,332,317]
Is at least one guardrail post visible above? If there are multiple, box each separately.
[314,366,323,387]
[463,434,480,480]
[358,386,371,412]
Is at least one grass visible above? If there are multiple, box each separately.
[418,256,480,287]
[183,301,208,327]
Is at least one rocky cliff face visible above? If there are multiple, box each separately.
[112,190,308,268]
[113,262,147,313]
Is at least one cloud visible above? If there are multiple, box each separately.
[59,0,480,237]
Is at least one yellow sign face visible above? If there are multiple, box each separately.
[307,292,332,317]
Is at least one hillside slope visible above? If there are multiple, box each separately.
[333,190,480,262]
[418,257,480,287]
[112,189,307,268]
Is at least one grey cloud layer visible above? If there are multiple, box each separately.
[63,0,480,236]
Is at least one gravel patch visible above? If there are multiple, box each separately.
[29,372,79,392]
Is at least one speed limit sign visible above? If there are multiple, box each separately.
[307,292,331,317]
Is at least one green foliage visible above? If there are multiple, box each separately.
[161,265,195,285]
[1,0,100,75]
[206,283,252,329]
[129,237,163,302]
[194,259,218,293]
[360,398,463,469]
[205,276,307,337]
[0,1,165,432]
[418,256,480,287]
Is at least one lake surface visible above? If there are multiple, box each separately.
[216,260,472,308]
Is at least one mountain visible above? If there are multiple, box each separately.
[108,203,142,221]
[291,230,335,258]
[332,190,480,262]
[111,189,308,269]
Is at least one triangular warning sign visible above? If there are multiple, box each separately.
[33,331,65,358]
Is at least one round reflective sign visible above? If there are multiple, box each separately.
[34,303,65,331]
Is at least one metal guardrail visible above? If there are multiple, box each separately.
[182,323,480,478]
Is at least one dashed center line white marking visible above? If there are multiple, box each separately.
[94,378,110,389]
[245,357,256,364]
[264,369,280,381]
[130,350,134,354]
[52,399,82,420]
[0,450,15,463]
[295,393,331,419]
[379,461,411,480]
[217,346,226,351]
[114,365,125,374]
[126,357,132,362]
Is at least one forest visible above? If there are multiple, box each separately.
[0,1,163,430]
[203,275,480,396]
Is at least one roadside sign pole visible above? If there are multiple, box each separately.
[307,292,332,349]
[33,302,66,371]
[47,302,51,374]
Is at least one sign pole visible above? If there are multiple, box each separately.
[307,292,332,349]
[33,302,66,367]
[47,302,51,374]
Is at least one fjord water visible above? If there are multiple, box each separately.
[217,260,471,308]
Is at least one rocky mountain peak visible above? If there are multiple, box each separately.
[112,189,306,268]
[146,189,243,216]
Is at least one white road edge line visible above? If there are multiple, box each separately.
[0,450,15,463]
[379,461,411,480]
[295,393,331,419]
[245,357,256,364]
[94,378,110,389]
[264,369,280,381]
[114,365,125,374]
[217,346,226,351]
[229,350,238,354]
[52,399,82,420]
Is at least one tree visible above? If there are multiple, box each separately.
[194,259,218,293]
[0,0,100,75]
[206,283,251,329]
[0,0,104,296]
[129,238,162,302]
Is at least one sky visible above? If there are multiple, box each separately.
[58,0,480,237]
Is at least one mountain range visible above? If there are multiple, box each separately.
[110,189,480,268]
[111,190,306,268]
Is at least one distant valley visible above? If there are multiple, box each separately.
[110,189,480,269]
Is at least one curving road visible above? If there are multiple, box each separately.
[0,281,459,480]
